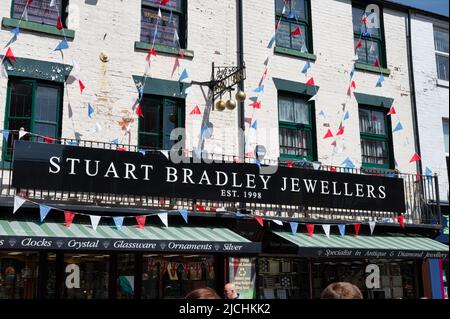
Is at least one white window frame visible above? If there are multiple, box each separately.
[434,26,449,86]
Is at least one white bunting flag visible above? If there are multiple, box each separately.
[18,130,28,140]
[369,221,376,235]
[94,122,102,133]
[282,5,287,15]
[72,59,80,71]
[90,215,101,231]
[352,53,359,61]
[158,213,168,227]
[173,30,179,43]
[272,219,283,226]
[308,94,318,102]
[50,0,57,7]
[13,196,26,214]
[23,7,28,21]
[160,150,169,159]
[322,225,331,238]
[158,8,162,19]
[312,162,321,170]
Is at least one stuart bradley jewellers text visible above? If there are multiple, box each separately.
[48,157,387,199]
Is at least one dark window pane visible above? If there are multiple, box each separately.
[434,28,449,53]
[276,20,291,48]
[355,38,368,64]
[140,134,159,149]
[34,123,57,138]
[293,98,310,125]
[143,0,182,11]
[361,139,388,165]
[35,85,59,123]
[279,96,294,122]
[140,98,160,133]
[5,119,31,157]
[366,40,380,66]
[293,0,306,20]
[291,24,306,51]
[436,54,449,81]
[13,0,63,26]
[141,7,181,47]
[275,0,285,15]
[359,109,386,135]
[280,127,311,157]
[9,81,33,118]
[352,7,365,33]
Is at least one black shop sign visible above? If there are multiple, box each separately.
[12,141,406,212]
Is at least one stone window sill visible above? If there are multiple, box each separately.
[274,46,317,61]
[134,41,194,58]
[355,62,391,76]
[2,17,75,39]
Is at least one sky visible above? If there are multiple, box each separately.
[390,0,449,16]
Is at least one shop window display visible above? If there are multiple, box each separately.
[0,251,39,299]
[117,254,135,299]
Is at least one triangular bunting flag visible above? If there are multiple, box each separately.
[5,47,16,63]
[90,215,101,231]
[88,103,95,119]
[373,57,380,68]
[160,0,170,5]
[190,105,202,115]
[356,40,363,48]
[254,85,264,93]
[18,130,28,140]
[376,74,385,87]
[301,60,311,74]
[179,69,189,82]
[354,224,361,236]
[392,122,404,133]
[336,127,345,136]
[322,225,330,238]
[398,215,405,228]
[135,104,144,117]
[424,167,433,176]
[160,150,169,159]
[267,34,276,48]
[50,0,56,7]
[43,137,55,144]
[350,68,355,78]
[300,43,308,53]
[368,221,376,235]
[352,53,359,61]
[306,77,315,86]
[312,162,321,170]
[64,211,75,227]
[255,217,264,227]
[338,224,345,236]
[13,196,26,214]
[136,216,146,229]
[11,26,20,37]
[249,101,261,109]
[171,57,180,77]
[343,111,350,121]
[323,129,333,139]
[306,224,315,237]
[318,110,325,117]
[158,213,168,227]
[78,80,85,94]
[251,120,258,129]
[290,222,298,234]
[387,106,396,115]
[113,217,124,230]
[39,205,51,223]
[308,94,318,102]
[54,38,69,51]
[179,209,188,224]
[2,130,9,142]
[146,47,157,61]
[56,16,63,30]
[409,153,421,163]
[272,219,283,226]
[291,27,302,36]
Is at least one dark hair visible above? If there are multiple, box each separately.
[185,288,221,299]
[320,282,363,299]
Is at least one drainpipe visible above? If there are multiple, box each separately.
[406,9,423,176]
[237,0,245,160]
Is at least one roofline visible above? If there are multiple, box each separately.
[356,0,449,20]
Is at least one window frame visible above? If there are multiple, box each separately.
[359,105,394,169]
[275,0,312,53]
[434,27,449,82]
[352,2,387,68]
[443,118,449,156]
[11,0,69,28]
[2,77,63,162]
[137,95,185,151]
[140,0,187,49]
[278,91,317,161]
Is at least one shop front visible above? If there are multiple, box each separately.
[257,229,449,299]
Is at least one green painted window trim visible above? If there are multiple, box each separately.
[2,17,75,39]
[355,62,390,75]
[274,47,317,61]
[273,78,319,97]
[359,105,394,170]
[354,92,394,109]
[0,56,73,83]
[2,78,63,162]
[132,75,191,99]
[278,93,317,161]
[138,96,185,151]
[135,41,194,58]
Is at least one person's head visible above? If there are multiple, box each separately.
[320,282,363,299]
[185,288,220,299]
[224,283,238,299]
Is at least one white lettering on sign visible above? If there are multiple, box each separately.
[65,264,80,289]
[365,264,380,289]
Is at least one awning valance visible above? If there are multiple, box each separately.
[0,220,260,254]
[273,231,449,259]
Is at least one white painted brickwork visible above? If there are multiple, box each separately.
[410,13,449,201]
[0,0,418,175]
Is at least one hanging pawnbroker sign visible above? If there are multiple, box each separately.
[12,141,406,212]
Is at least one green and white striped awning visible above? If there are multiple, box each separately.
[273,231,449,259]
[0,220,260,253]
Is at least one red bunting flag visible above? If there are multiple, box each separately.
[351,80,356,89]
[416,173,422,181]
[361,16,368,23]
[5,47,16,63]
[336,127,345,136]
[291,27,302,36]
[64,211,75,228]
[275,20,281,30]
[135,104,144,118]
[196,204,206,212]
[43,137,55,144]
[306,224,315,237]
[190,105,202,115]
[245,151,254,158]
[249,101,261,109]
[56,16,63,30]
[287,162,293,168]
[409,153,421,163]
[306,77,315,86]
[387,106,397,115]
[179,49,184,59]
[323,129,334,139]
[255,217,264,227]
[136,216,146,229]
[356,40,363,48]
[160,0,170,4]
[78,80,85,94]
[26,0,33,4]
[354,224,361,236]
[116,147,126,151]
[329,167,337,172]
[373,57,380,68]
[146,47,157,61]
[397,215,405,228]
